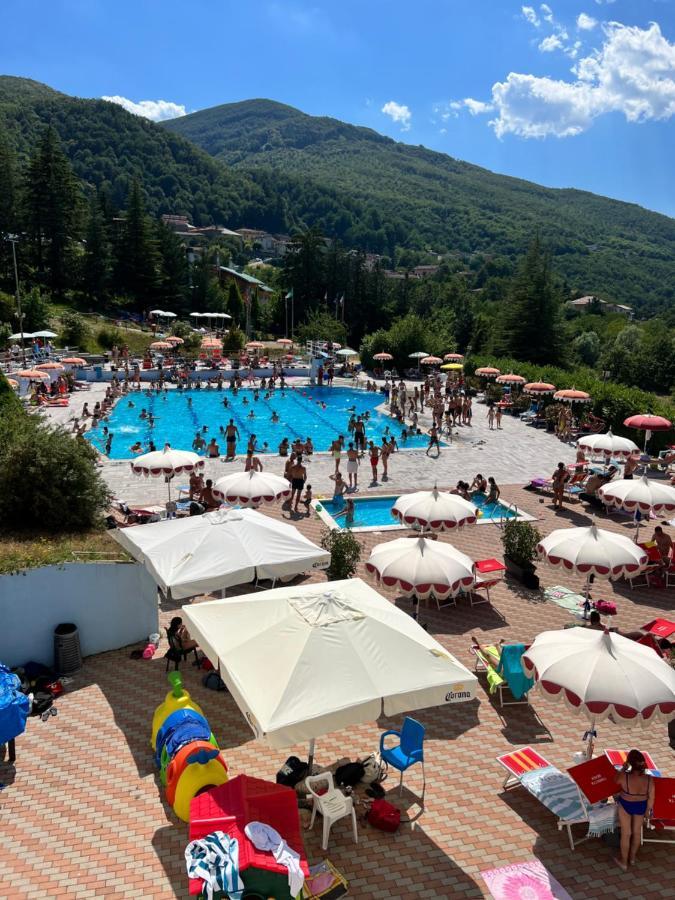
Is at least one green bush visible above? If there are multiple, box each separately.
[60,311,89,347]
[97,325,124,350]
[222,327,245,353]
[0,407,109,532]
[320,527,362,580]
[501,521,541,568]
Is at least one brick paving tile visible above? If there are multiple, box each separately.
[2,442,675,897]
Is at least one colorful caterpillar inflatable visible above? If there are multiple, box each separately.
[151,672,227,821]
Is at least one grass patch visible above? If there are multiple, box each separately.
[0,529,130,575]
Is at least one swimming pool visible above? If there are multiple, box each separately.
[314,492,535,532]
[86,386,432,459]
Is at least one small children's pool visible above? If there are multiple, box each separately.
[314,492,534,532]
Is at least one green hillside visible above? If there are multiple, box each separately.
[165,99,675,313]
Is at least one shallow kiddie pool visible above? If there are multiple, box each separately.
[314,492,535,532]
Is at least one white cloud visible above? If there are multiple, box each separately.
[540,4,554,23]
[539,34,564,52]
[381,100,412,131]
[479,22,675,138]
[102,95,187,121]
[522,6,540,27]
[577,12,597,31]
[462,98,494,115]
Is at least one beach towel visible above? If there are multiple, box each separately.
[544,585,585,613]
[481,860,573,900]
[520,766,586,822]
[185,831,244,900]
[497,644,533,700]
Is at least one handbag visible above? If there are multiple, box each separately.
[367,798,401,832]
[361,752,387,784]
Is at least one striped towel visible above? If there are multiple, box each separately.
[520,766,586,822]
[587,802,618,837]
[185,831,244,900]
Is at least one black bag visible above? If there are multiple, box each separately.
[30,691,54,717]
[335,761,365,788]
[202,671,227,692]
[276,755,309,788]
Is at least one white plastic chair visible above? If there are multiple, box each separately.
[305,772,358,850]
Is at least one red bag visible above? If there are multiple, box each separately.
[367,799,400,832]
[595,599,617,615]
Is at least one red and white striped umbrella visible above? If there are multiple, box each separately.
[537,524,647,583]
[246,341,265,350]
[165,335,184,345]
[475,366,500,378]
[444,353,464,362]
[577,429,639,459]
[61,357,87,366]
[373,352,393,361]
[130,444,204,478]
[496,373,526,385]
[36,361,64,371]
[149,341,173,351]
[420,356,443,365]
[366,536,475,600]
[212,470,291,508]
[17,369,50,380]
[522,628,675,728]
[277,338,293,346]
[391,487,478,532]
[598,475,675,515]
[554,388,591,404]
[524,381,556,396]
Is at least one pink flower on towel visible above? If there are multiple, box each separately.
[481,861,572,900]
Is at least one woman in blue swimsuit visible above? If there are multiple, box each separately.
[613,749,655,871]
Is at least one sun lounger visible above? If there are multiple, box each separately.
[471,643,531,707]
[497,746,617,850]
[604,748,660,777]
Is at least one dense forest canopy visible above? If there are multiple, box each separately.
[165,98,675,315]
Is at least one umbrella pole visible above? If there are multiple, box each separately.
[307,738,315,772]
[582,577,592,618]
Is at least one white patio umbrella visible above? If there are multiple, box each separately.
[408,351,429,358]
[336,348,357,357]
[182,578,478,764]
[112,509,329,600]
[212,471,291,508]
[31,330,58,339]
[522,628,675,757]
[577,430,639,459]
[598,475,675,538]
[537,523,647,599]
[130,443,205,502]
[391,487,478,532]
[366,536,475,601]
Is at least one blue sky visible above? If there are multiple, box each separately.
[2,0,675,216]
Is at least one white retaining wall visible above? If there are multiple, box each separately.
[0,562,158,668]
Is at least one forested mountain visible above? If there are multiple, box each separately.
[165,99,675,313]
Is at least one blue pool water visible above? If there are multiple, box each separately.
[319,492,519,529]
[86,386,431,459]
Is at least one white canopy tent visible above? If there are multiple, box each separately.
[182,578,478,757]
[111,509,329,600]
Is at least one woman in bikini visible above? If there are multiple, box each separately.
[613,749,655,871]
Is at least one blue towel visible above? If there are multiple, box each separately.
[521,766,586,822]
[497,643,534,700]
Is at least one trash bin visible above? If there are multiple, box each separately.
[54,623,82,675]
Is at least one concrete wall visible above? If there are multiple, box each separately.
[0,562,158,668]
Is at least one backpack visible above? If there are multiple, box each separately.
[276,755,310,788]
[367,798,401,832]
[335,761,365,788]
[202,671,227,692]
[361,753,387,785]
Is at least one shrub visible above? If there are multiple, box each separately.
[97,325,124,350]
[320,528,362,580]
[60,311,89,347]
[223,327,245,353]
[0,409,109,532]
[501,520,541,568]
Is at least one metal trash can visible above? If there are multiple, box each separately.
[54,623,82,675]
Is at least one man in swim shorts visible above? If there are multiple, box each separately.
[225,419,239,460]
[288,455,307,513]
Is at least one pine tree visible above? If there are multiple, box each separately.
[23,126,82,295]
[155,221,189,313]
[0,126,17,292]
[114,181,160,304]
[82,194,111,300]
[496,237,563,364]
[227,281,244,326]
[249,288,261,333]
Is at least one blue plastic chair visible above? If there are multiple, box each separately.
[379,717,425,796]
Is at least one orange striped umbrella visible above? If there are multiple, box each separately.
[524,381,556,395]
[496,373,526,385]
[17,369,49,379]
[554,388,591,404]
[61,357,87,365]
[149,341,173,351]
[444,353,464,361]
[36,361,64,371]
[475,366,501,378]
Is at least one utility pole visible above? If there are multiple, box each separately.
[8,234,26,366]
